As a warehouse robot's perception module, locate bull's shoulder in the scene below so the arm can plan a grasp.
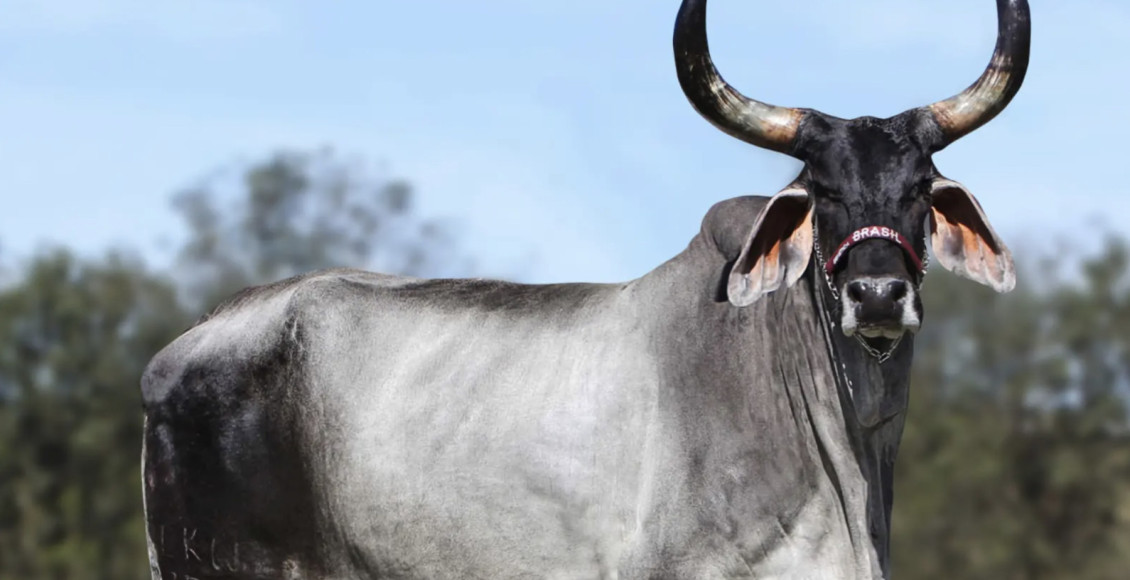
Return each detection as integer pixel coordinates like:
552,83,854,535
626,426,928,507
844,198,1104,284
700,195,771,260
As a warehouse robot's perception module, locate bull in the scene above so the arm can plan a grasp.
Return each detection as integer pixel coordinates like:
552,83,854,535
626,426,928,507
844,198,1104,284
141,0,1030,577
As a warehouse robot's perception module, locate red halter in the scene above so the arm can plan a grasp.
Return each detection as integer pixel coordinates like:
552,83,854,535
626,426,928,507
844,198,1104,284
823,225,924,277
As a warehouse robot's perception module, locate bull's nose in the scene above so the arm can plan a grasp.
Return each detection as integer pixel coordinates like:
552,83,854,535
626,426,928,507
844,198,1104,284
841,278,919,339
846,279,907,306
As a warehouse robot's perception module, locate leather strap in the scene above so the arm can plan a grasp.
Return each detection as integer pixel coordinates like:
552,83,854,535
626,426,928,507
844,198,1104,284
823,225,924,276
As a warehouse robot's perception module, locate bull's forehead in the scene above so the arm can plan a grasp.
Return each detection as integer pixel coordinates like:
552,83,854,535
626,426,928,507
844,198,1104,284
804,115,933,206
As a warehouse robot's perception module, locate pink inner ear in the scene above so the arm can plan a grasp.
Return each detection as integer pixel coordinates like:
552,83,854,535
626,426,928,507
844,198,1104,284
743,207,813,294
930,181,1015,293
749,213,811,286
728,189,814,306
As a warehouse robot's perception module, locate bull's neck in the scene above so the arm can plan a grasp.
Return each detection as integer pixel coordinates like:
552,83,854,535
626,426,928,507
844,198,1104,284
634,235,912,578
808,265,914,578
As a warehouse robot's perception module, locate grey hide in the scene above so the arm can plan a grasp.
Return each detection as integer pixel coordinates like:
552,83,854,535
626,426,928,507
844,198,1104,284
141,196,912,580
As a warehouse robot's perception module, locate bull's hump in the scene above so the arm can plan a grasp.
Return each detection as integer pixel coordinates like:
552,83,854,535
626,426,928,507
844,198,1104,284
700,195,771,260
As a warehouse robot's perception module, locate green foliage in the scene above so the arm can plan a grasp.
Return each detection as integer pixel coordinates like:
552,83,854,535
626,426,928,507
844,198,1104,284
173,148,462,310
0,251,188,579
893,243,1130,579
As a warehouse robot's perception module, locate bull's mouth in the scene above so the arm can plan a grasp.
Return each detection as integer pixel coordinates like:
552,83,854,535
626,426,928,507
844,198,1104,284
841,315,921,341
852,324,908,340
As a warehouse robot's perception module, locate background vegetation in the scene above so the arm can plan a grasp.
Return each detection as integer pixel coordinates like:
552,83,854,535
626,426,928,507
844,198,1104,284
1,149,1126,579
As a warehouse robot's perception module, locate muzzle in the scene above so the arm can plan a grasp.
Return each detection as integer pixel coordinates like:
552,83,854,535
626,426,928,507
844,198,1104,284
817,224,927,363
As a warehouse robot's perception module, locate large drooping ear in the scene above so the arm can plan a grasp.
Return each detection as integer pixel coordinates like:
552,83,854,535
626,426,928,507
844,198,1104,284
727,188,814,307
929,178,1015,292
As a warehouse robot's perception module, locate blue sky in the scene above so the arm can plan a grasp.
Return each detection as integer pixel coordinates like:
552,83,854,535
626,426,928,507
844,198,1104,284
2,0,1126,283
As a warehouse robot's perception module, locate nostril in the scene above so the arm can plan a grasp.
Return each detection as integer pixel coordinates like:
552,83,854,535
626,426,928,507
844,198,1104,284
888,280,908,302
847,281,866,304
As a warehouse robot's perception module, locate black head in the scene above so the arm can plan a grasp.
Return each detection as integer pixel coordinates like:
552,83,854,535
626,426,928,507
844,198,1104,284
675,0,1028,345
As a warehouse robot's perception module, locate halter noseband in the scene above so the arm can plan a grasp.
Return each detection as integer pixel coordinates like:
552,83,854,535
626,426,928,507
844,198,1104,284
823,225,925,279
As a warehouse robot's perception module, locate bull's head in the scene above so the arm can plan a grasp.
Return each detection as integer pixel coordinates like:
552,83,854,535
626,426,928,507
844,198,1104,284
676,0,1028,353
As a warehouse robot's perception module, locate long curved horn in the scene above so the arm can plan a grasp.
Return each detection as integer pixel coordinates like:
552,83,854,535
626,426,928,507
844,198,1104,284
926,0,1031,148
673,0,806,155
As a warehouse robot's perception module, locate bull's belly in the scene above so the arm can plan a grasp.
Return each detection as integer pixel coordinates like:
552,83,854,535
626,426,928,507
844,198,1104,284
314,402,645,578
315,483,865,580
321,474,632,578
312,427,867,580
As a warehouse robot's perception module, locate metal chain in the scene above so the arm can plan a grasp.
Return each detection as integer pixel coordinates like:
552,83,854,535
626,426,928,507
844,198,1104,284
918,237,931,288
854,333,902,365
811,218,840,301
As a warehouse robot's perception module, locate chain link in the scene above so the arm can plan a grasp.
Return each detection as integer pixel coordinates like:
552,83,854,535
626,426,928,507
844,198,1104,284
855,333,902,364
913,228,931,287
811,219,840,301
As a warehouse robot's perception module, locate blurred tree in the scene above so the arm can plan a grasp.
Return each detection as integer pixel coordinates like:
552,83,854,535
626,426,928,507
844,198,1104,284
173,148,466,310
0,148,466,579
0,250,188,579
892,241,1130,580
